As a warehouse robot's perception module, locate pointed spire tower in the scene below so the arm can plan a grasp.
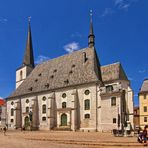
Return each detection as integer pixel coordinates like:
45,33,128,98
88,10,95,48
16,17,35,89
23,17,35,68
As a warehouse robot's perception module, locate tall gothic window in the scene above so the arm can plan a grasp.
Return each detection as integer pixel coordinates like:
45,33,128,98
26,107,29,113
84,99,90,110
111,97,116,106
11,108,14,116
42,104,46,114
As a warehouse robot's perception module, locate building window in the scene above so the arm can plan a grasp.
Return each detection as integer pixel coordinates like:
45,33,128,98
62,102,66,108
10,119,14,123
106,85,113,92
42,117,46,121
11,101,14,105
62,93,66,98
20,70,23,80
42,105,46,114
84,114,90,119
113,118,116,123
144,117,147,122
11,108,14,116
42,96,46,101
144,95,147,99
26,107,29,113
84,90,90,95
84,99,90,110
111,97,116,106
0,106,2,113
144,106,147,112
26,99,29,103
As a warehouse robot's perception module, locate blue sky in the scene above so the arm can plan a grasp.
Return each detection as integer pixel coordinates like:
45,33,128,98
0,0,147,106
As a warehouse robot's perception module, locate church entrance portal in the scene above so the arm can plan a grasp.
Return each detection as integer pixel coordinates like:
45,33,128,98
61,113,67,126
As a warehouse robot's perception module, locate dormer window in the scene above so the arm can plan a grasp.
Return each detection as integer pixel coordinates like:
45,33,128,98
45,83,49,88
64,79,69,84
38,73,42,76
35,79,38,82
53,69,57,73
83,52,88,63
106,85,113,92
69,70,73,74
72,64,75,68
28,87,33,91
50,75,54,79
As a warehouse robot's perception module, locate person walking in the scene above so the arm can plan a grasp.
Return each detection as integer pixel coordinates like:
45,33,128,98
3,126,7,136
142,125,148,146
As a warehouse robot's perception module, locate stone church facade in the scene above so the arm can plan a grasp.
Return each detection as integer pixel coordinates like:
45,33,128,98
6,18,134,132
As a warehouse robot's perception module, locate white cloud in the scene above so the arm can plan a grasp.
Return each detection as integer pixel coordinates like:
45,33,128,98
139,69,148,74
101,8,114,17
35,55,50,64
0,17,8,23
114,0,138,11
63,42,80,53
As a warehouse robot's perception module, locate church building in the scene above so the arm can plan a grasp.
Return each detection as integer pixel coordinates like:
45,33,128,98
6,17,134,132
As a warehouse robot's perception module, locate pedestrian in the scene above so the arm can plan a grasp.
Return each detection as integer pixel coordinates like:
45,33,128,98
3,126,7,136
142,125,148,146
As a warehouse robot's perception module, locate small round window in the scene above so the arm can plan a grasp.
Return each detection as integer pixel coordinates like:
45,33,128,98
62,93,66,98
84,90,90,95
26,99,29,103
42,96,46,101
11,101,14,105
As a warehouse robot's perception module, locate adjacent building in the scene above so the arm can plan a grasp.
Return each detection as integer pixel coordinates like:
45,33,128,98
0,99,6,127
6,18,134,132
133,106,140,130
139,79,148,130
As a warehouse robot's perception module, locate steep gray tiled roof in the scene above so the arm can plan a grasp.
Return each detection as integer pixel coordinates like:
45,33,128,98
8,47,101,98
101,62,128,82
140,79,148,93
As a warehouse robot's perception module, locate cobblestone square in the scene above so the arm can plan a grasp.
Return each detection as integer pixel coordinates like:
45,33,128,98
0,131,143,148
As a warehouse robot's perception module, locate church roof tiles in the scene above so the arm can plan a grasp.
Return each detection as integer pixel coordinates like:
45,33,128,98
8,47,101,98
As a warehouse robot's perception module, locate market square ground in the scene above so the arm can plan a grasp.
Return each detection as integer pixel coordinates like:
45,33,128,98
0,131,144,148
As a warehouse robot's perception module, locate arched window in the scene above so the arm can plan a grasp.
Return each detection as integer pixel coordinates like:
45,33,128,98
26,107,29,113
20,70,23,80
85,114,90,119
11,108,14,116
42,104,46,114
84,99,90,110
62,102,66,108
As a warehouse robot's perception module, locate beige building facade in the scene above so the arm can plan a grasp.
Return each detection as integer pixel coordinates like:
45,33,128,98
139,79,148,130
6,19,134,132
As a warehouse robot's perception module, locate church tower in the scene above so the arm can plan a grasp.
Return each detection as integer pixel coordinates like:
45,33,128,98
16,18,35,89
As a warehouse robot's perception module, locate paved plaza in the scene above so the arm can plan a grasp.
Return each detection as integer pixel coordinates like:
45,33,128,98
0,130,144,148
